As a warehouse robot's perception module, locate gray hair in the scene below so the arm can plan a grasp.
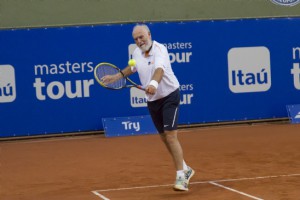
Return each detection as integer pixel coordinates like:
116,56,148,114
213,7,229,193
132,24,151,35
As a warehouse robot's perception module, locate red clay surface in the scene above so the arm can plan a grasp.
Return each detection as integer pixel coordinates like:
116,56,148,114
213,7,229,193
1,123,300,200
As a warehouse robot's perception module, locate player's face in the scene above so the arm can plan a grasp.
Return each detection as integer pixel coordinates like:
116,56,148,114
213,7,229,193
133,27,152,52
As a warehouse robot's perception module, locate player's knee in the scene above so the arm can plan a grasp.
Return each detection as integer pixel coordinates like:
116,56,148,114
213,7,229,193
164,130,178,142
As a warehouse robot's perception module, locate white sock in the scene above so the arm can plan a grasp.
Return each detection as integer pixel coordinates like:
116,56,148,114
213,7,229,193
183,160,188,171
176,170,185,178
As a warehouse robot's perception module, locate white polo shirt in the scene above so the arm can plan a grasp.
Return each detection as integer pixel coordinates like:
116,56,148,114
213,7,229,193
132,40,180,102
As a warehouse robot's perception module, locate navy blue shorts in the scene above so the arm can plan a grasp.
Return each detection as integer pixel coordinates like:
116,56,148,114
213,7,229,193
147,89,180,133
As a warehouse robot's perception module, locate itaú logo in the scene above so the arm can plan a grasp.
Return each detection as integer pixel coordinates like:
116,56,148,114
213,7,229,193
0,65,17,103
228,47,271,93
130,87,147,108
270,0,300,6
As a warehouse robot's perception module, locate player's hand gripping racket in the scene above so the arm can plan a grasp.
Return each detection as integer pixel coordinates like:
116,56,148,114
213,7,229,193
94,62,144,90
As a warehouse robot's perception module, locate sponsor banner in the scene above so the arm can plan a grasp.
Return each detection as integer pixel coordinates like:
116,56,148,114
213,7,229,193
228,46,271,93
102,115,158,137
1,18,300,137
286,104,300,123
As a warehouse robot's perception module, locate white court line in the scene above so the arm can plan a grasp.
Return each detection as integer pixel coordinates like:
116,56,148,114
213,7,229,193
92,191,110,200
191,173,300,184
91,173,300,200
209,181,263,200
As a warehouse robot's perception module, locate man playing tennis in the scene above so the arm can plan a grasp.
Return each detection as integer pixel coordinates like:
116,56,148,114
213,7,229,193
102,24,195,191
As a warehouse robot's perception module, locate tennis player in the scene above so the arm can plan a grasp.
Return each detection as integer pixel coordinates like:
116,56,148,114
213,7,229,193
102,24,195,191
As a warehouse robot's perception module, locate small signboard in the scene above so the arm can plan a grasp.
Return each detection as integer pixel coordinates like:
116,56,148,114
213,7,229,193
286,104,300,124
102,115,158,137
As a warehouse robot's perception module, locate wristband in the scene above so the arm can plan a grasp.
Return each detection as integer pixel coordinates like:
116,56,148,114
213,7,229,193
149,80,159,89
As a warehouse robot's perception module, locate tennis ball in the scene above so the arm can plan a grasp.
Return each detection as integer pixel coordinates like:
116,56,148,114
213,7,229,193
128,59,136,66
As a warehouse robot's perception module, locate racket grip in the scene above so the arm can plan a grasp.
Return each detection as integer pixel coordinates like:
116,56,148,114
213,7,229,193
137,85,145,91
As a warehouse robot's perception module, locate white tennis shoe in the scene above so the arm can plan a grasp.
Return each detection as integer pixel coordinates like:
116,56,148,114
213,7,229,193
173,166,195,191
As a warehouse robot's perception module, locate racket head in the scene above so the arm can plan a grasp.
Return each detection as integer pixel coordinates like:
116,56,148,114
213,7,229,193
94,62,126,90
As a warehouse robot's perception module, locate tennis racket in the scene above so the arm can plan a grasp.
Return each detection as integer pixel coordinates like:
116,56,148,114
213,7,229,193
94,62,144,90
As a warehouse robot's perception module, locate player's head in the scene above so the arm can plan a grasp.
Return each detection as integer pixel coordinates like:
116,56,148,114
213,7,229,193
132,24,152,52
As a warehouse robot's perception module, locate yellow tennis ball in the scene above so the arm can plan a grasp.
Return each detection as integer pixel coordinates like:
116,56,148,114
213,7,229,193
128,59,136,66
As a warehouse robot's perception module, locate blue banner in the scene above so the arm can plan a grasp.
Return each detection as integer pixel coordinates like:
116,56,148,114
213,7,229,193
102,115,158,137
1,18,300,137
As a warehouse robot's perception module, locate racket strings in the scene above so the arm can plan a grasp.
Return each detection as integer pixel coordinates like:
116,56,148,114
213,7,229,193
96,65,126,89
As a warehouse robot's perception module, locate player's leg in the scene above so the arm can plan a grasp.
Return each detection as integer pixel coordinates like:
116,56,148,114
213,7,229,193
161,89,183,170
162,89,195,191
147,89,195,191
159,132,191,176
147,94,184,170
160,130,183,170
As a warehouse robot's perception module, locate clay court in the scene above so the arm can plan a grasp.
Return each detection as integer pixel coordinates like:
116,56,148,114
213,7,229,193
1,122,300,200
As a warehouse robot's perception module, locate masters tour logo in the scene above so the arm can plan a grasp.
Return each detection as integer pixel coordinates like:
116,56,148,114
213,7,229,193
228,46,271,93
0,65,17,103
270,0,300,6
128,42,193,64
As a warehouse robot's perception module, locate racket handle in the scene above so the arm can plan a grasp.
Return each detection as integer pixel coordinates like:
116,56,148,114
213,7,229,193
137,85,145,91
